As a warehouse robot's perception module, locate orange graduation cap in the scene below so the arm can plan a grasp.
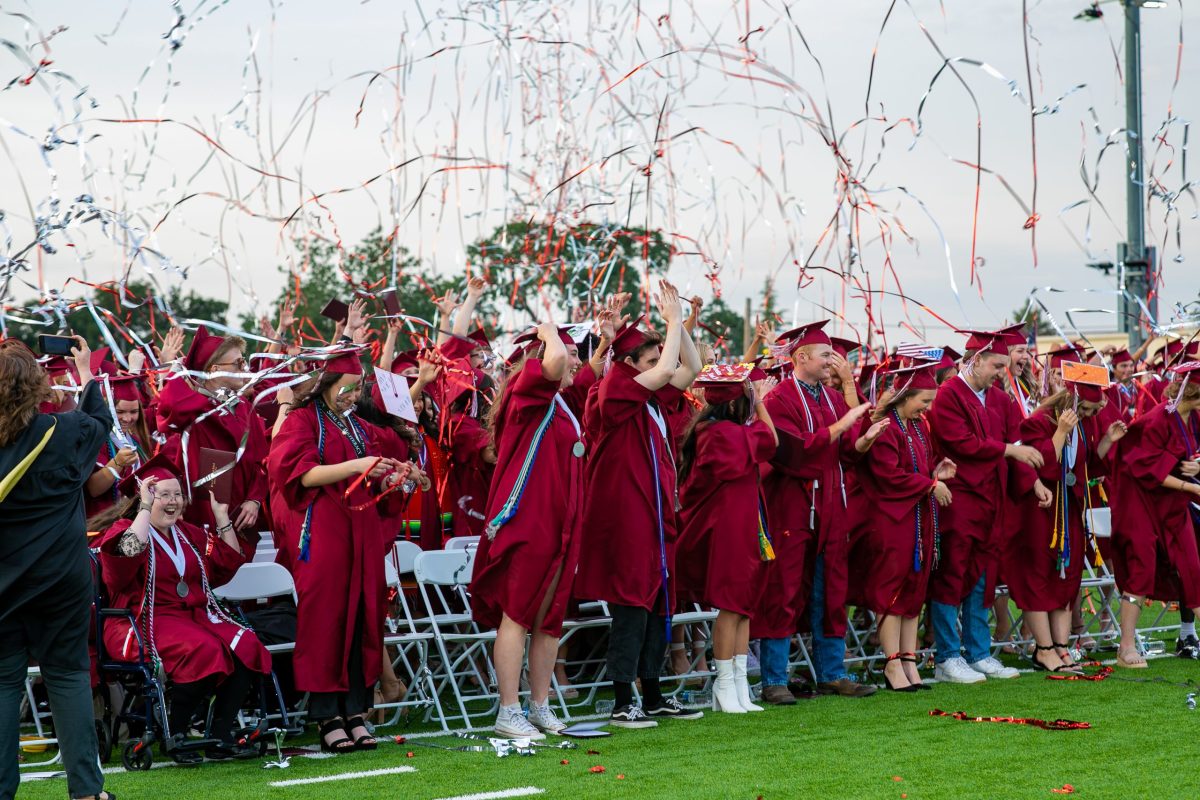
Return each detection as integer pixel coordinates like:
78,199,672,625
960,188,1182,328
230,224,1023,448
117,452,183,498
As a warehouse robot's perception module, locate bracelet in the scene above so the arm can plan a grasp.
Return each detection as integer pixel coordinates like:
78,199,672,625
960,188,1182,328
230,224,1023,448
138,504,152,514
216,523,234,534
105,465,122,481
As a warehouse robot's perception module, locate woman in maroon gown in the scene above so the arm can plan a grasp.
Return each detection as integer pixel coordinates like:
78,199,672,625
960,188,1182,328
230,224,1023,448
267,349,410,752
157,327,269,553
676,365,777,713
470,322,593,740
1111,362,1200,668
1007,381,1126,673
93,455,270,763
855,364,955,691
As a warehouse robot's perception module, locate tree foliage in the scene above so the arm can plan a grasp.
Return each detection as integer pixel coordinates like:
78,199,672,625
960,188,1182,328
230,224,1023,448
1011,299,1056,336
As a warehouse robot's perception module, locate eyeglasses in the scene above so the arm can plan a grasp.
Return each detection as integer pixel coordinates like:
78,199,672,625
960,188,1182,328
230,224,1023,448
211,358,247,370
153,492,185,502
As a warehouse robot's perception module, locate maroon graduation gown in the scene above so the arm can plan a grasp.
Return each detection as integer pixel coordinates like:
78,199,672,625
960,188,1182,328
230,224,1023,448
927,376,1020,608
97,519,270,682
752,378,856,639
1111,404,1200,608
267,404,403,693
574,363,683,613
469,360,589,636
853,415,939,618
1005,411,1096,612
1105,382,1137,421
676,419,776,617
446,412,494,539
157,378,269,547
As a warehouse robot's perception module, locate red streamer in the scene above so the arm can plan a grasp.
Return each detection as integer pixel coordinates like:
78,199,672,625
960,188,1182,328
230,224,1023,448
928,709,1091,730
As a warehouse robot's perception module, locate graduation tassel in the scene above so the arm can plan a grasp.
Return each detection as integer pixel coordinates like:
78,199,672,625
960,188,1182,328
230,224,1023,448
757,495,775,562
485,400,557,539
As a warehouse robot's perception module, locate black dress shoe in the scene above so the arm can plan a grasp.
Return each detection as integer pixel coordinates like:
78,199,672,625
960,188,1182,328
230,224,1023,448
206,741,259,761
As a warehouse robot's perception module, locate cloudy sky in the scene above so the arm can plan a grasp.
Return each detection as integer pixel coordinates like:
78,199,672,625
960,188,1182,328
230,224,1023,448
1,0,1197,345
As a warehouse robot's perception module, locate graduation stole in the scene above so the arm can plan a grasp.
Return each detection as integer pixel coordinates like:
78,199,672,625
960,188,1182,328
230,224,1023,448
297,402,369,562
485,399,558,540
0,419,56,503
891,410,939,571
647,406,673,641
1051,417,1102,573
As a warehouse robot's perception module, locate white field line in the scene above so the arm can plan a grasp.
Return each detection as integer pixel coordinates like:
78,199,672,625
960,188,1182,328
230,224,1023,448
269,765,417,787
429,788,545,800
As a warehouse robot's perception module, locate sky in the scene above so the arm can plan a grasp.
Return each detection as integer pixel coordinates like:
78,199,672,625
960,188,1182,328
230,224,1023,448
0,0,1197,347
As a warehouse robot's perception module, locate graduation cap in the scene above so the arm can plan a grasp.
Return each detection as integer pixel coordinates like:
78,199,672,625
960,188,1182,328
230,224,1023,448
467,328,491,351
888,362,939,392
829,336,862,358
391,349,421,375
504,343,536,369
1109,348,1133,365
610,322,654,357
322,348,364,376
183,326,226,371
107,374,146,404
117,452,183,498
1167,361,1200,412
694,363,754,403
41,354,73,377
776,320,832,354
957,329,1010,358
996,323,1029,349
90,347,116,375
937,345,962,370
513,325,577,347
1044,343,1084,370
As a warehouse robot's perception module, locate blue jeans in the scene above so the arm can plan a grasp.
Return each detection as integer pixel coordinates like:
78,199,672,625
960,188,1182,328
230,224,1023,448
807,554,848,682
760,637,791,687
931,574,992,664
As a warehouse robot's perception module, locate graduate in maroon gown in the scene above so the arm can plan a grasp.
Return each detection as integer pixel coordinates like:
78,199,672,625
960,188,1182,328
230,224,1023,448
926,330,1049,684
855,364,956,691
469,322,596,739
85,374,152,519
675,364,777,714
94,455,270,763
1104,348,1138,420
267,348,411,752
1111,361,1200,668
1007,380,1126,673
157,327,269,553
574,281,703,727
752,320,883,704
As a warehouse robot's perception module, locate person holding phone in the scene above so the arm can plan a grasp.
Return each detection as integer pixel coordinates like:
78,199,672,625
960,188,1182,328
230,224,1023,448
268,349,411,753
91,455,270,763
0,336,112,800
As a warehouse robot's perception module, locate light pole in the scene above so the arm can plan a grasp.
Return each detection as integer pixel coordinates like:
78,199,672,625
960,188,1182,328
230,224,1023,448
1078,0,1164,348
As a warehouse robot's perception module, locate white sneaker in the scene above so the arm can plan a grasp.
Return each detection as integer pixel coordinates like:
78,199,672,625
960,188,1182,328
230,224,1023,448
526,701,566,734
969,656,1020,679
494,704,546,740
934,657,986,684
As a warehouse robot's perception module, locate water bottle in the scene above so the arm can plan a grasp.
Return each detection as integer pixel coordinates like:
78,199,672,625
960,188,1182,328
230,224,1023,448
594,698,614,715
1188,693,1197,711
679,689,711,706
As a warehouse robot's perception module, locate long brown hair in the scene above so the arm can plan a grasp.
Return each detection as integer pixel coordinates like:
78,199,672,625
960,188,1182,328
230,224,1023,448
1167,380,1200,403
0,340,52,447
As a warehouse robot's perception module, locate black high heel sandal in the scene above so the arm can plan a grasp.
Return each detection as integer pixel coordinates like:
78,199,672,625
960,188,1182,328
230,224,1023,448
1031,644,1082,674
318,718,356,754
899,653,932,690
1053,642,1085,674
883,653,919,692
345,716,377,751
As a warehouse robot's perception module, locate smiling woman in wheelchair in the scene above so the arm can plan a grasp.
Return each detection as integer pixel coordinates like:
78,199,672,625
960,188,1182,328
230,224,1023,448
90,454,271,764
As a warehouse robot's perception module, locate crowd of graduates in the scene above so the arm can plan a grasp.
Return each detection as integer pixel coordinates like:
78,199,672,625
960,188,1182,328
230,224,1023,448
5,278,1200,799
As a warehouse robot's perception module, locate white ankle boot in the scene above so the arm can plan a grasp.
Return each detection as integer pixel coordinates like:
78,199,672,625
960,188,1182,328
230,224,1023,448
711,659,746,713
734,654,764,711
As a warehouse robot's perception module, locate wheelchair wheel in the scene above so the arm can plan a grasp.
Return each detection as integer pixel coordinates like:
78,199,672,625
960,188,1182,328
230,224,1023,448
95,719,113,764
121,739,153,771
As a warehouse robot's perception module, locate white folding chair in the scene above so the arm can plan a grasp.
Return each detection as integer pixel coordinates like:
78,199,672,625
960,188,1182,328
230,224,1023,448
377,541,444,728
444,535,480,551
413,549,497,730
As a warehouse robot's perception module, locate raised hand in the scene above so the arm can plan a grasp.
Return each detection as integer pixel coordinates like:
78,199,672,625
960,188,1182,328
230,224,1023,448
278,300,296,332
597,308,618,341
70,335,92,379
466,277,487,300
159,327,185,363
346,298,368,333
126,348,146,373
433,292,460,318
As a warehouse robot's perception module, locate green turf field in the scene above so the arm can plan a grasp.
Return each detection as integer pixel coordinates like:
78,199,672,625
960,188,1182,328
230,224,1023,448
17,652,1200,800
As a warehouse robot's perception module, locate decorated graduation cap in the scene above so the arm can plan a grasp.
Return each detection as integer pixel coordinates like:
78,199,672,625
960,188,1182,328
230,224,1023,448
888,362,939,392
183,325,226,371
1166,360,1200,412
1060,361,1108,403
610,322,654,357
694,363,754,403
513,325,577,347
117,452,183,498
958,329,1010,357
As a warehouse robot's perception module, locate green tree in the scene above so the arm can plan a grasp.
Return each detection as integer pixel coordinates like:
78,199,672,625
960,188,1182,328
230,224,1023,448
243,229,476,344
465,219,671,322
697,296,746,353
5,281,227,357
